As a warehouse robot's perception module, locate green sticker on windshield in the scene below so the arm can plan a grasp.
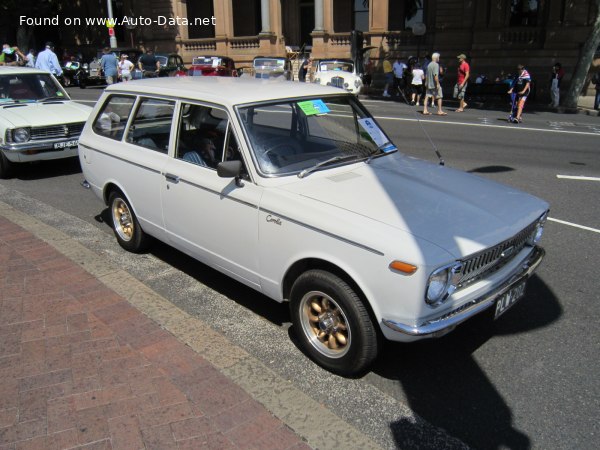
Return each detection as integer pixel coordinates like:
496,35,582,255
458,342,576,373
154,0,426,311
56,91,64,96
297,100,330,116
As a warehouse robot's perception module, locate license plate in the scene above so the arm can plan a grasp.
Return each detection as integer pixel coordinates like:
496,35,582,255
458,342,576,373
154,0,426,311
53,140,78,150
494,281,526,319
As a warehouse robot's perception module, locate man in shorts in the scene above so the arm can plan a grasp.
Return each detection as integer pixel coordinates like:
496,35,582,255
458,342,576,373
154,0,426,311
423,53,446,115
454,53,470,112
507,64,531,123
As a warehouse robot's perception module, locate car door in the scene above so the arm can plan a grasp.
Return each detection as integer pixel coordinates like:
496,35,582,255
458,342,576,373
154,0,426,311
160,102,262,288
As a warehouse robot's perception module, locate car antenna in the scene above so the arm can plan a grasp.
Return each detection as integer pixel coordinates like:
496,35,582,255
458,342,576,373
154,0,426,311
395,78,445,166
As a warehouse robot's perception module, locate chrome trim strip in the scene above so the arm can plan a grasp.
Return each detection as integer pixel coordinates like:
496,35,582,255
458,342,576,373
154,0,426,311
260,208,384,256
177,177,259,210
383,246,545,336
90,147,163,174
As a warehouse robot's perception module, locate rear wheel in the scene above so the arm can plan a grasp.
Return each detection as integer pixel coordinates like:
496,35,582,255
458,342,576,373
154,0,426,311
108,190,150,253
0,152,14,179
290,269,378,376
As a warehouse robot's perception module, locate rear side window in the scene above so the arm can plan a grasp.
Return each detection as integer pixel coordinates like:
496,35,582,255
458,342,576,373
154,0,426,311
126,98,175,153
92,95,135,140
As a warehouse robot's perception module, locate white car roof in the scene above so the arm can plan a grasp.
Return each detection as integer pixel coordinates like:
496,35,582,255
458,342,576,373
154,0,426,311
0,67,51,76
105,77,347,107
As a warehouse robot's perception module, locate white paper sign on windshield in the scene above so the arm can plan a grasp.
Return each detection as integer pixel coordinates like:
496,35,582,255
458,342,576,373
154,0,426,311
358,118,388,147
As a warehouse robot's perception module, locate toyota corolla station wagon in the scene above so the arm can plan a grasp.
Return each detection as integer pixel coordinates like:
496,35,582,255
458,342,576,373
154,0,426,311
78,77,548,376
0,67,93,178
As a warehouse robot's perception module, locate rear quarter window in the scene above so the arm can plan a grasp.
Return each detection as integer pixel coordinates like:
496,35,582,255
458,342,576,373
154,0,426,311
92,95,136,140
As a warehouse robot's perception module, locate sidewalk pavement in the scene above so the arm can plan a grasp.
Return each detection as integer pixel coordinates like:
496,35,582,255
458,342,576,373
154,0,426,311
0,215,315,450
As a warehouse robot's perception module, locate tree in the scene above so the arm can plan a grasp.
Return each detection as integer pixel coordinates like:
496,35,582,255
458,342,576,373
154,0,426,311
563,0,600,109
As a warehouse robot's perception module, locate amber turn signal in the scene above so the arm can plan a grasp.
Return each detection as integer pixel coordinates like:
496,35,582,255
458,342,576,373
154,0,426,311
389,260,418,275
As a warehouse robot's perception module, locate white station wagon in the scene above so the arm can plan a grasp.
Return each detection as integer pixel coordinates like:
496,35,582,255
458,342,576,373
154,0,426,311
79,77,548,376
0,67,93,178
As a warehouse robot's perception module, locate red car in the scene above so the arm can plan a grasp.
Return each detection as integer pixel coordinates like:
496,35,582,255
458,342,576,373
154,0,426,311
189,56,238,77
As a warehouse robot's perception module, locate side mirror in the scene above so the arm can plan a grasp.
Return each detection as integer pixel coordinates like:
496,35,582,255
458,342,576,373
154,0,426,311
217,160,244,187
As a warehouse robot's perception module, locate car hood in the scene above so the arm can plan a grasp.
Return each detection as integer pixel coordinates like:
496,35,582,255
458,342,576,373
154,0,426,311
278,153,548,258
0,101,92,128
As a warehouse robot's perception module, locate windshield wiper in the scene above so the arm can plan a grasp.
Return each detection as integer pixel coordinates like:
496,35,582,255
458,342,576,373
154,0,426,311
298,154,361,178
38,96,65,102
365,143,397,164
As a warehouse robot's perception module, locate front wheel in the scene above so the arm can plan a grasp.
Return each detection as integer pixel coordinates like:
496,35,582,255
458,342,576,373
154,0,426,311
108,190,150,253
290,269,378,376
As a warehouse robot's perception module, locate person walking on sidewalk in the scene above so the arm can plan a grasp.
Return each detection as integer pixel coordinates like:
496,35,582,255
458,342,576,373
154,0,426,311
592,71,600,110
423,53,446,115
550,62,564,107
507,64,531,123
392,57,408,97
454,53,470,112
410,61,425,106
382,56,394,98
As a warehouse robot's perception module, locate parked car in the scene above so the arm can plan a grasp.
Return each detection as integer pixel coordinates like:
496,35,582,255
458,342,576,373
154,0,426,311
313,59,363,94
132,53,187,79
189,56,238,77
78,77,548,376
0,67,93,178
79,47,142,88
252,56,292,80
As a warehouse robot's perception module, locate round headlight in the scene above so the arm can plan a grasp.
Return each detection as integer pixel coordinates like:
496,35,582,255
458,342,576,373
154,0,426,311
344,82,349,88
354,79,361,88
527,212,548,245
426,268,450,305
13,128,30,143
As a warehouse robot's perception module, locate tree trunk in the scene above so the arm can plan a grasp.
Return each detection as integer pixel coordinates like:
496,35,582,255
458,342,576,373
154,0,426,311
563,0,600,109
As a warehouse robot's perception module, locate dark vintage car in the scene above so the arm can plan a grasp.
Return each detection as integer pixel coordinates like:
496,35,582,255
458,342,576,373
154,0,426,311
132,53,187,79
189,56,238,77
78,47,142,88
251,56,292,80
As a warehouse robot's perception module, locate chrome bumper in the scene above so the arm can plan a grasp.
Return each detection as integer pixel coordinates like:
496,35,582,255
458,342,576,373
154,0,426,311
1,137,79,152
382,246,545,337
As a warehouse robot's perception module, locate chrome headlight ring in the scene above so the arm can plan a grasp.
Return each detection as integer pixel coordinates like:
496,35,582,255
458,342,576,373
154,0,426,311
425,262,463,306
528,211,548,246
12,128,31,143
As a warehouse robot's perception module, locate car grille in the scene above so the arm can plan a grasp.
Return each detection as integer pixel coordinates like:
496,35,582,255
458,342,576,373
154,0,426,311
30,122,85,141
457,221,537,287
330,76,345,89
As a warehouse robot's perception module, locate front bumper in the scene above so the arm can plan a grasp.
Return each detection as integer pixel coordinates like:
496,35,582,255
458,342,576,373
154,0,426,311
382,246,545,338
1,137,80,162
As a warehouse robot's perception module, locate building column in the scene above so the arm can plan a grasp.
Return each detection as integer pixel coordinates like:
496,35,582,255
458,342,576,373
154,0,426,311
213,0,233,54
311,0,327,58
260,0,271,34
314,0,324,31
369,0,389,55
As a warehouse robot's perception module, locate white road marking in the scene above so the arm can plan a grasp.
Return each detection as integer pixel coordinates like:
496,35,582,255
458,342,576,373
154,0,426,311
548,218,600,234
373,115,600,137
556,175,600,182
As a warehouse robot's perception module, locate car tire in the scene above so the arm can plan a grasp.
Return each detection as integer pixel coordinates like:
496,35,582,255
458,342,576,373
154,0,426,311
0,152,13,179
108,190,150,253
290,269,378,376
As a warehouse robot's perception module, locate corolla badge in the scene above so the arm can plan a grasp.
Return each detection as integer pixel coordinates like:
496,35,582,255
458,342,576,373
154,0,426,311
266,214,282,226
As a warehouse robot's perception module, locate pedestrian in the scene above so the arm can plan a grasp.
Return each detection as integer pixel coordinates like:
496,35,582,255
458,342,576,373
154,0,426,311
410,61,425,106
138,49,160,78
0,44,25,66
423,53,446,115
118,54,134,82
298,56,311,82
549,62,564,107
100,47,118,85
34,42,63,77
592,71,600,111
454,53,470,112
25,49,36,68
507,64,532,123
382,55,394,98
392,57,408,97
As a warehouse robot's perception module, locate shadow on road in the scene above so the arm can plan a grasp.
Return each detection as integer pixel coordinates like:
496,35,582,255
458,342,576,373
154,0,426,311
10,156,82,180
372,276,561,450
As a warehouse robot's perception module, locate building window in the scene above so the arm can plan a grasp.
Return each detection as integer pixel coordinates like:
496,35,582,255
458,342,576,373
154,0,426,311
333,0,369,32
187,1,215,39
510,0,540,27
388,0,425,31
233,0,261,36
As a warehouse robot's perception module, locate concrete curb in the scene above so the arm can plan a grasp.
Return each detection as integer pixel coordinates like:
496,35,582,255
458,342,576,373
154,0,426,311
0,200,383,450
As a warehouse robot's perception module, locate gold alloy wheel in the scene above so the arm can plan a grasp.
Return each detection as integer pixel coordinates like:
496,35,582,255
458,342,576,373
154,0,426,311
112,198,134,242
299,291,351,358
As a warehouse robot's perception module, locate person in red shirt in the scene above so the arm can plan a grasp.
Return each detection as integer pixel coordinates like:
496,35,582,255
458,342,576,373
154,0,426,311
454,54,470,112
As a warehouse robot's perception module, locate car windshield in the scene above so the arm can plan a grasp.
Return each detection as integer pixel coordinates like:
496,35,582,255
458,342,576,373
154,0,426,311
238,95,396,177
253,58,285,69
0,73,68,103
319,61,354,72
192,56,223,66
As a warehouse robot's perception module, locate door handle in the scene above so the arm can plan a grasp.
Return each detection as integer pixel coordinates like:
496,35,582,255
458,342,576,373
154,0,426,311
164,173,180,183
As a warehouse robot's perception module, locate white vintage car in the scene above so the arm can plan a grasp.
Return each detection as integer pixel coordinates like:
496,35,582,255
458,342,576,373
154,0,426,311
313,59,363,94
79,77,548,376
0,67,93,178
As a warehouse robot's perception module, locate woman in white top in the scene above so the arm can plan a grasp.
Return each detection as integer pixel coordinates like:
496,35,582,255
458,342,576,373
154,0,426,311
118,54,134,82
410,63,425,106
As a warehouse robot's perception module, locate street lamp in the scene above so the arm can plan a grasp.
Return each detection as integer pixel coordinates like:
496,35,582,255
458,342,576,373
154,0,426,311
106,0,117,48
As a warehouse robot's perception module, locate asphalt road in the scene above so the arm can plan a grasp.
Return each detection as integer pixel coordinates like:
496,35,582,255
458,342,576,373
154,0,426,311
1,86,598,450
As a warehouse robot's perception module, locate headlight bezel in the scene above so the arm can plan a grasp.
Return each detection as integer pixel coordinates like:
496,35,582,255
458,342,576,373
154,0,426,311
527,211,548,246
425,262,463,306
